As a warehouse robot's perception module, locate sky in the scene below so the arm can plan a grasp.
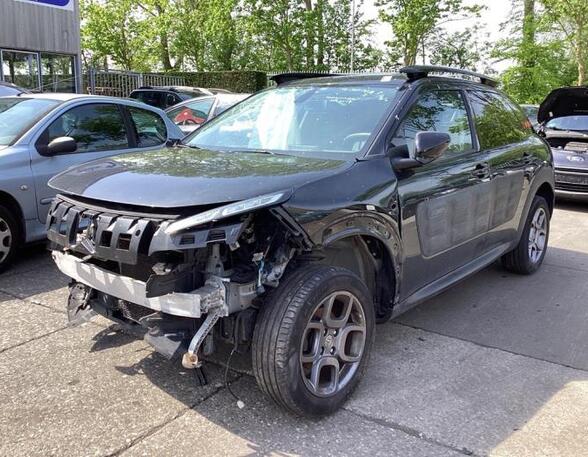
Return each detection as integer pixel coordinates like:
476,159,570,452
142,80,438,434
361,0,515,70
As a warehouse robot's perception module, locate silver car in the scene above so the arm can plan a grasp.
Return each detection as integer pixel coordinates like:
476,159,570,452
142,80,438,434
0,93,183,271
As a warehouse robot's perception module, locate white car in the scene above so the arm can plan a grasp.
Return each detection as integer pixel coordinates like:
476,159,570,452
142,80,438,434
165,93,250,135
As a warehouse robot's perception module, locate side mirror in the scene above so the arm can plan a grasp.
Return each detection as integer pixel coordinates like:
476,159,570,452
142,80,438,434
390,131,450,171
46,136,77,155
414,131,450,163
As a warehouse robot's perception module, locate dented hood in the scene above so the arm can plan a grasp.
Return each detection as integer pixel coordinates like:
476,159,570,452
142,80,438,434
48,147,351,208
538,86,588,124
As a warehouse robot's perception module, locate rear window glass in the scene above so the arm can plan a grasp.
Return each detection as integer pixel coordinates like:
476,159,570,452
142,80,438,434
468,91,530,150
131,91,163,108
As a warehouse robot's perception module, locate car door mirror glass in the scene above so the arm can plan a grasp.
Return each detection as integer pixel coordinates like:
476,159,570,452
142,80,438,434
414,131,450,164
46,136,77,155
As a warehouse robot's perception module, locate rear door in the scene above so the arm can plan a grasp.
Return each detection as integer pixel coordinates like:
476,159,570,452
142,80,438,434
31,102,135,223
393,88,492,299
466,90,534,250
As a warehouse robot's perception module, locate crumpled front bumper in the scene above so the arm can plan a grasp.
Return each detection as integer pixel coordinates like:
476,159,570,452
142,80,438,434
52,251,225,318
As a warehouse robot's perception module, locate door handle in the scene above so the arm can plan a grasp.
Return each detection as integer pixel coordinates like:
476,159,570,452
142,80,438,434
472,162,490,179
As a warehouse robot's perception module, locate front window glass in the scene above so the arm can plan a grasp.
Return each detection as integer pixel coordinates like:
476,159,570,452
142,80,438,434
44,103,128,153
391,90,473,155
546,115,588,132
0,98,60,145
168,98,214,126
128,106,167,147
186,85,399,155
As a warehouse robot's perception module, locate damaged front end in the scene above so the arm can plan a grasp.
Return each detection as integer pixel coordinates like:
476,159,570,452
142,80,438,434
47,191,310,369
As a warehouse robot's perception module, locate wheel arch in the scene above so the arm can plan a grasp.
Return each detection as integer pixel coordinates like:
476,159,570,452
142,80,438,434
0,191,25,243
317,230,400,318
535,181,555,216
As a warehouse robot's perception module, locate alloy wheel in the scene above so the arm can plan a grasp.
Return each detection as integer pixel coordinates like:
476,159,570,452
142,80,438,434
300,291,367,397
0,217,12,264
528,207,547,263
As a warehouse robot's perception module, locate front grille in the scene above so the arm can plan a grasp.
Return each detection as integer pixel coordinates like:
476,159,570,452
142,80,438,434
47,197,169,264
554,170,588,191
555,182,588,193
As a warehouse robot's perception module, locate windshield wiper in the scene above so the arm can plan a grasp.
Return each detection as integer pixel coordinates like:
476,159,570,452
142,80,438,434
176,143,201,149
232,149,285,156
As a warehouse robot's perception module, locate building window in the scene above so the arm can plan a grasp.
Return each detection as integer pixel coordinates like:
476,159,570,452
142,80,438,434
40,53,76,93
1,50,40,90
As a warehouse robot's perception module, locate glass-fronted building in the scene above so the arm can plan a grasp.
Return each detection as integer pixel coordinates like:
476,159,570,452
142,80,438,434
0,0,81,93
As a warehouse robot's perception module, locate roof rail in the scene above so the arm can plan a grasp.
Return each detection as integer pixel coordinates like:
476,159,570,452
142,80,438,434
400,65,498,88
270,72,336,85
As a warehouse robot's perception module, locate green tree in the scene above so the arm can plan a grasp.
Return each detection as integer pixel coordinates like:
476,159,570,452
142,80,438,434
492,1,577,103
541,0,588,85
427,28,484,70
80,0,156,71
376,0,483,66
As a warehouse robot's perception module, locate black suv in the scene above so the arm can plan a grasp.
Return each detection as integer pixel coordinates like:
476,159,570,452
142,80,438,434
129,86,231,109
47,66,554,417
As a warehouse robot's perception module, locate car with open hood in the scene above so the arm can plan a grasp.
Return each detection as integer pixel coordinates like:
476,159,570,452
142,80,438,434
47,67,554,417
537,86,588,200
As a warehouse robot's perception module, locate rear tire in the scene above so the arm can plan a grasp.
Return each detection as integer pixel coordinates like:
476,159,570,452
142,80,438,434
252,265,375,417
0,205,19,273
501,195,550,275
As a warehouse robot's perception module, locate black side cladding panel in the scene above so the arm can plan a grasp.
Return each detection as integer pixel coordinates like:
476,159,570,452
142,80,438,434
416,172,523,257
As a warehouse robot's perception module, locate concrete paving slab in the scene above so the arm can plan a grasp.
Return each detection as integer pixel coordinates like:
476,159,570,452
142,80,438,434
0,323,234,457
0,294,67,352
397,261,588,371
5,244,55,278
346,323,588,457
398,206,588,370
543,204,588,272
491,380,588,457
123,376,462,457
0,259,69,311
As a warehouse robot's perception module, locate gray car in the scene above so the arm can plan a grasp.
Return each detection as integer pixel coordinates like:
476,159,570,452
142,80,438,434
0,93,183,271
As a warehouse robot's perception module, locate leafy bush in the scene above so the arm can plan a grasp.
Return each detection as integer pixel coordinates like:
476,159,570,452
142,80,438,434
169,71,267,93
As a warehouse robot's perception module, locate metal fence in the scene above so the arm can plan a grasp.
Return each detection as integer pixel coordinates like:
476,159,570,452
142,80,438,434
81,68,381,97
83,69,187,97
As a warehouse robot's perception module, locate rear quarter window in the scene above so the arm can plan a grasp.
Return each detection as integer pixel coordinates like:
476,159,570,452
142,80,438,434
468,91,531,150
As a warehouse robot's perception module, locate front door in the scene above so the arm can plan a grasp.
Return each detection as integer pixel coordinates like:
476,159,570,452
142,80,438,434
30,102,134,223
392,88,491,300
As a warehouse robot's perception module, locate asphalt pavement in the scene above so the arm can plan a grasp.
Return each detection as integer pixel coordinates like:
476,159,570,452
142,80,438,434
1,202,587,457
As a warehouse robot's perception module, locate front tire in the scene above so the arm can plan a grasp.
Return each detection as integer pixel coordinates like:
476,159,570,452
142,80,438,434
0,205,19,273
252,265,375,417
501,195,550,275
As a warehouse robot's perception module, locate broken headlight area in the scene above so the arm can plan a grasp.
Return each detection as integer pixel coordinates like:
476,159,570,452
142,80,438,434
48,195,308,369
